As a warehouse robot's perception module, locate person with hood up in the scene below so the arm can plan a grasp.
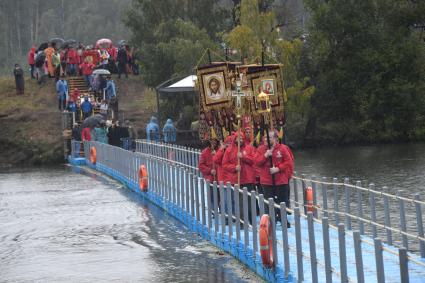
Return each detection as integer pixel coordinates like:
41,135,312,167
28,46,36,79
13,64,24,95
81,127,91,141
67,99,77,114
146,116,159,142
213,135,233,184
56,76,68,110
255,130,294,226
222,131,256,223
162,118,177,143
104,76,116,101
81,96,93,120
94,121,108,144
199,139,219,183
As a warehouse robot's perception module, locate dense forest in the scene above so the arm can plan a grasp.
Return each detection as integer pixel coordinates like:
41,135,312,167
1,0,424,146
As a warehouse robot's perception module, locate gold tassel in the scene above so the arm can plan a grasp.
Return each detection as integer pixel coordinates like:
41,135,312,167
211,127,217,140
255,131,261,144
222,127,229,139
278,127,284,140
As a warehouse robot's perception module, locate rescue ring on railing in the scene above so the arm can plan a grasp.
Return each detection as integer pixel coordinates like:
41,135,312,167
89,147,97,164
138,165,148,192
259,214,274,268
306,186,314,212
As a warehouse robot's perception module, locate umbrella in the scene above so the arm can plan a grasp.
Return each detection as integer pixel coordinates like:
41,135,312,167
37,42,48,51
49,37,64,45
118,40,127,46
92,69,111,75
62,39,77,48
82,114,104,128
96,38,112,48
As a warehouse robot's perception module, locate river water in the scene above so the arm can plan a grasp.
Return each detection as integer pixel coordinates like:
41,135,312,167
0,167,259,282
294,142,425,194
1,143,424,282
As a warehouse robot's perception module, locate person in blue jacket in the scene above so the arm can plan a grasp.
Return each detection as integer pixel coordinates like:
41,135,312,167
104,76,116,101
56,76,68,111
81,96,93,120
146,116,160,141
162,118,176,143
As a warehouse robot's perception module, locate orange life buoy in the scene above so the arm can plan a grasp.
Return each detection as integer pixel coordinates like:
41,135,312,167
89,147,97,164
306,186,314,212
259,214,274,268
138,165,148,192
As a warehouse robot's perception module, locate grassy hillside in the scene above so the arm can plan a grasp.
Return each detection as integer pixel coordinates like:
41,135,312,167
0,75,155,167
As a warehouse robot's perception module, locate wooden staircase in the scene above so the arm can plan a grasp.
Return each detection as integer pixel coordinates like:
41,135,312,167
68,76,90,97
68,76,101,123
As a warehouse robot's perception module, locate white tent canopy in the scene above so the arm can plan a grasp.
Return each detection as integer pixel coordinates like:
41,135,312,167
159,75,197,94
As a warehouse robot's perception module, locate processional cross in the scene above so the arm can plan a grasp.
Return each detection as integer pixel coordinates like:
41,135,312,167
231,76,249,186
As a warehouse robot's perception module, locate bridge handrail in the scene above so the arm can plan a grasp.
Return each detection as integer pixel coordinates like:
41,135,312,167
76,140,425,282
135,139,424,207
293,175,425,206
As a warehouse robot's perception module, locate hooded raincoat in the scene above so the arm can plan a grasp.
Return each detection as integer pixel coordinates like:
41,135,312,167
162,119,176,143
146,116,160,142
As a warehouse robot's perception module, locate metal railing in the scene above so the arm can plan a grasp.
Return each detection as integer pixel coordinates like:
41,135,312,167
74,140,425,283
135,139,201,174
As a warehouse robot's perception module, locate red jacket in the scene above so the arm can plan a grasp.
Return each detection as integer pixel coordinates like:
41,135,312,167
67,49,79,64
71,89,80,102
28,47,36,65
108,47,117,61
199,147,215,182
255,143,293,186
81,127,91,141
213,147,226,184
222,141,256,185
80,62,94,75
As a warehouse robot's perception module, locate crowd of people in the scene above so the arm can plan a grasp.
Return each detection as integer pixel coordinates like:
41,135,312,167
72,120,136,155
198,129,294,227
27,41,138,85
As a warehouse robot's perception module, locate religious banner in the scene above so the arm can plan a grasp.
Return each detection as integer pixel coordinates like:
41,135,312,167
197,62,286,142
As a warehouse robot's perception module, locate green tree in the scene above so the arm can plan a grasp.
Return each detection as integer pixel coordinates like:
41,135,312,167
304,0,425,143
125,0,229,87
225,0,314,143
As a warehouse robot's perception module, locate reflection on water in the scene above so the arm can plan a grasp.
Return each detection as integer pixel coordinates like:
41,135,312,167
0,167,259,282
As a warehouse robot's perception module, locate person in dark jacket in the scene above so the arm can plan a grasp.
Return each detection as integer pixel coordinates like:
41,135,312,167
13,64,24,95
107,121,120,146
117,46,128,79
71,123,82,157
81,96,93,119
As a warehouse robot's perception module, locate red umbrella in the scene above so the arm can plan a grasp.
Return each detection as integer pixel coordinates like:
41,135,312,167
95,38,112,48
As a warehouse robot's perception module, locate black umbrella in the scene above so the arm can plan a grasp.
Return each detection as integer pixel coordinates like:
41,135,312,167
61,39,77,48
37,42,48,51
82,114,104,128
49,37,65,46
